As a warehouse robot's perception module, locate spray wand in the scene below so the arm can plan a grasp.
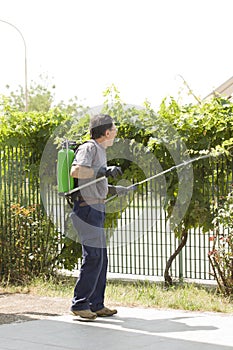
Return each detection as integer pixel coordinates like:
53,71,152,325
106,152,221,202
63,151,222,202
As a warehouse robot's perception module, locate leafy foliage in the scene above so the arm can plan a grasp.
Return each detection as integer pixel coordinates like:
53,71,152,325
105,87,233,233
0,83,86,282
0,203,61,283
3,74,85,115
209,190,233,295
100,86,233,284
0,108,67,150
0,82,233,284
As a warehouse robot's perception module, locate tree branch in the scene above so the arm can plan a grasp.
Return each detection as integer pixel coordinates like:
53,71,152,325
164,228,188,286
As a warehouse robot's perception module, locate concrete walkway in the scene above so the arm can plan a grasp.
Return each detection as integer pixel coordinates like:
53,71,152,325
0,307,232,350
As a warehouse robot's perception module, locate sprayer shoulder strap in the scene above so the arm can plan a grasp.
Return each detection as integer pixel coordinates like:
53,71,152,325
73,140,98,189
75,139,98,162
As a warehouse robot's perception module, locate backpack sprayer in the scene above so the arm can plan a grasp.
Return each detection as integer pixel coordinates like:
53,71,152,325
57,140,78,194
57,140,106,205
57,139,221,204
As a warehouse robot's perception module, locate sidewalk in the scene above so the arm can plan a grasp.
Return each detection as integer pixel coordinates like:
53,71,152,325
0,306,232,350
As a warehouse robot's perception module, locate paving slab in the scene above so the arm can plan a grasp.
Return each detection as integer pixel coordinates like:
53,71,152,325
0,307,232,350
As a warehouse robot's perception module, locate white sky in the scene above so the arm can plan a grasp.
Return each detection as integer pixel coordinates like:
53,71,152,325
1,0,233,109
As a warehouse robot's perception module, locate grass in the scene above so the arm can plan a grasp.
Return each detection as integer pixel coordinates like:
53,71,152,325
1,275,233,314
105,280,233,314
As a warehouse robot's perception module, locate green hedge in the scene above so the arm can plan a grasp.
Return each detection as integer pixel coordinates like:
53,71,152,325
1,89,233,284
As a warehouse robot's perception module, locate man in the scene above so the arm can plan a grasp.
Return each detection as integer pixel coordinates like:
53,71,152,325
70,114,132,320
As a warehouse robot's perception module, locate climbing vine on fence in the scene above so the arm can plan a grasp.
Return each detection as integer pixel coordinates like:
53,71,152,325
0,86,233,286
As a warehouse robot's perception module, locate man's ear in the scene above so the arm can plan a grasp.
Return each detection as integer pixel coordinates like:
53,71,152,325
105,129,111,138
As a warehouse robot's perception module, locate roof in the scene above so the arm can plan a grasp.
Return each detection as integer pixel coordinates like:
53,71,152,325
204,76,233,99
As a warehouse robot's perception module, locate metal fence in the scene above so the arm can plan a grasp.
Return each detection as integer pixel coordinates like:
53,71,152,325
1,145,233,281
107,156,232,281
0,145,58,278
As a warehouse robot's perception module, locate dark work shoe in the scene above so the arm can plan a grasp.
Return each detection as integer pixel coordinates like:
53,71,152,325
71,309,97,320
95,307,117,317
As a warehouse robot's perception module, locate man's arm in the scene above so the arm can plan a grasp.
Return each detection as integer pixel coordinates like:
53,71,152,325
71,164,123,180
70,165,94,179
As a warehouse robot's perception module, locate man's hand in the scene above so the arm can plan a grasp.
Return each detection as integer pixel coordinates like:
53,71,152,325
108,185,137,196
106,166,122,178
115,185,137,196
96,166,122,179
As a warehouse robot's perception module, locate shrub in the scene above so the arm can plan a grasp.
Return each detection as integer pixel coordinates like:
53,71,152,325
209,190,233,295
0,203,62,283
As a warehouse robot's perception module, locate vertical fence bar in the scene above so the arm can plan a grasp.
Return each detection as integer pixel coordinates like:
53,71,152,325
0,148,4,275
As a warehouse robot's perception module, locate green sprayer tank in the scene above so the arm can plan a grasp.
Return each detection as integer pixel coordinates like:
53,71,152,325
57,141,77,193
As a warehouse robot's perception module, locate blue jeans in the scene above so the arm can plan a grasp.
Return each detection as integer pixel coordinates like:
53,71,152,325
70,201,107,312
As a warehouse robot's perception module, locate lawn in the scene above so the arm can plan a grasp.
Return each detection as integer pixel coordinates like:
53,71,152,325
1,276,233,314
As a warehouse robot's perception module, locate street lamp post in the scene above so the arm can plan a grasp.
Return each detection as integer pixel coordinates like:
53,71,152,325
0,19,28,111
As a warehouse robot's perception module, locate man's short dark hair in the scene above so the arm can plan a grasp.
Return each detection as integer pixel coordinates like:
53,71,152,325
90,114,114,139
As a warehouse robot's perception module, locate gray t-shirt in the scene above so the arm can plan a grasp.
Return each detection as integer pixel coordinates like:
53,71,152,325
72,140,108,199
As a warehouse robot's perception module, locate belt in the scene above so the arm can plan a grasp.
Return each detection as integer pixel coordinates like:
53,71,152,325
78,197,105,206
